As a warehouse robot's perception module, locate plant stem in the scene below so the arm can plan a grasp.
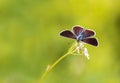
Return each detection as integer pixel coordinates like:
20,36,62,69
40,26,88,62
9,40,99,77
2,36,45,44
38,42,76,83
38,52,69,83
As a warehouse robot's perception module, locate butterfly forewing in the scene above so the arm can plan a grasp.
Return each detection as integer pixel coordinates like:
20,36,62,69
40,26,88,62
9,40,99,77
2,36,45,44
60,30,76,39
73,26,83,36
84,29,95,38
82,38,98,46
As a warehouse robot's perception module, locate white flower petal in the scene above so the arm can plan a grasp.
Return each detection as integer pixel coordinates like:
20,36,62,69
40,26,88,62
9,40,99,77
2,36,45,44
84,48,90,60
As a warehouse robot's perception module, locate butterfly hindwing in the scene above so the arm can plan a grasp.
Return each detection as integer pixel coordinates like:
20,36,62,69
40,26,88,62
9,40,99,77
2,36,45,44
82,38,98,46
60,30,76,39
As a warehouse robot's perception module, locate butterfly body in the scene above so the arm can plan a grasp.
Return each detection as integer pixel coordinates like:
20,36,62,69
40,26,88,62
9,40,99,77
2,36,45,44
60,26,98,46
76,29,86,42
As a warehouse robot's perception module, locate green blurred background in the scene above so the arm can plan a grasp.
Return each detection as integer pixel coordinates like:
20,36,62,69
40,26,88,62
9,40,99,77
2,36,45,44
0,0,120,83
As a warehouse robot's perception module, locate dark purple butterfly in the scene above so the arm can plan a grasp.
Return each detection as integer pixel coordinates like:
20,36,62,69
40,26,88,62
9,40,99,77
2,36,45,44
60,26,98,46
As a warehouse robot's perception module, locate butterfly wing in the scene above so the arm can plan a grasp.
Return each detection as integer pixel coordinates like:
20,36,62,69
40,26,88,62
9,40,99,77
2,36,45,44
84,29,95,38
82,38,98,46
60,30,76,39
73,26,83,36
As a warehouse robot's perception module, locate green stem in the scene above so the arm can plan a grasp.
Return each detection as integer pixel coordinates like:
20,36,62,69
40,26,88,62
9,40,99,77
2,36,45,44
38,42,76,83
38,52,69,83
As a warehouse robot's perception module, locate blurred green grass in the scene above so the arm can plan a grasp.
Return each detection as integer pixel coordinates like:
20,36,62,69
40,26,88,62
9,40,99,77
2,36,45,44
0,0,120,83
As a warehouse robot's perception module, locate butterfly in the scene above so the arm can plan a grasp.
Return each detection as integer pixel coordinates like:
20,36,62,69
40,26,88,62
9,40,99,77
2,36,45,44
60,26,98,46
